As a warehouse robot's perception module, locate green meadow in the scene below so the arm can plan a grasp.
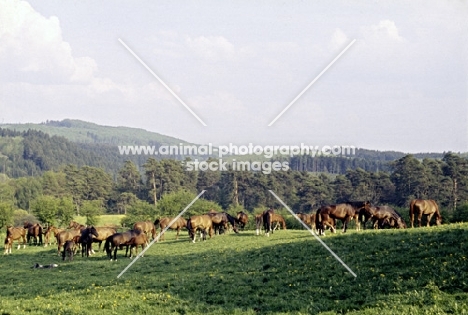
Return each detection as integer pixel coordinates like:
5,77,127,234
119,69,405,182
1,223,468,315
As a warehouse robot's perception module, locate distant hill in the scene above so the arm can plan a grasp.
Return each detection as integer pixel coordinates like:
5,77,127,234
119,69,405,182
2,119,189,145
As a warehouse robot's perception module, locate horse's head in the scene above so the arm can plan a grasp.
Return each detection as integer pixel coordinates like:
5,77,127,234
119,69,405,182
436,216,442,226
89,226,99,238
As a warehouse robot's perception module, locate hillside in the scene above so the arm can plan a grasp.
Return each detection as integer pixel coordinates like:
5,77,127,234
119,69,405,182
2,119,188,145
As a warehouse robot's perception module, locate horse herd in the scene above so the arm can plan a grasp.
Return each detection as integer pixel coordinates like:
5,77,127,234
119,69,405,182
3,199,442,260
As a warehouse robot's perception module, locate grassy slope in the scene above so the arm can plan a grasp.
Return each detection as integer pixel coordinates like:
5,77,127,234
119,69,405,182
1,224,467,315
2,119,188,145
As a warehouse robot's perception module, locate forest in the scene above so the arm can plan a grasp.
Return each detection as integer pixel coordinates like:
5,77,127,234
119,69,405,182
0,125,467,229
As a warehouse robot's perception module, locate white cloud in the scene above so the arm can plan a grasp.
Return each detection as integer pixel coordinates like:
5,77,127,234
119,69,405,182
0,0,96,84
185,35,236,62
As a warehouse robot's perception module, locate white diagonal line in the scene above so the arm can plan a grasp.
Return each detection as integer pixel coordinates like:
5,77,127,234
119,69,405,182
268,190,357,278
118,38,207,127
268,39,356,126
117,190,206,278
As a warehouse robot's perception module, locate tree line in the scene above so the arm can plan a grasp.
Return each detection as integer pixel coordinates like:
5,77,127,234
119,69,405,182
1,152,468,229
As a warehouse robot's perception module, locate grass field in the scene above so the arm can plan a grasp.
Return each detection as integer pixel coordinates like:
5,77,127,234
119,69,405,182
72,215,125,227
1,223,468,314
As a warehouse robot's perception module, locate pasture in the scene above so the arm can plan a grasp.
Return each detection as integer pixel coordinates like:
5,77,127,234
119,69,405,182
1,224,468,314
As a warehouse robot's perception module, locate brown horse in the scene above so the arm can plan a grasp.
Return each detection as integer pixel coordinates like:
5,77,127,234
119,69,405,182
236,211,249,230
187,214,214,243
409,199,442,228
24,222,43,246
316,201,371,234
56,228,85,255
315,208,337,235
255,213,264,235
68,221,86,229
154,217,187,241
127,232,148,258
297,212,316,231
62,240,76,261
271,213,287,230
263,209,275,237
208,212,239,235
104,230,145,261
133,221,156,243
4,235,12,255
361,205,406,229
5,226,27,251
90,227,117,252
43,226,65,247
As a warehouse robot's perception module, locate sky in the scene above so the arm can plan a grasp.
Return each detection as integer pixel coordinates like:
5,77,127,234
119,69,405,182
0,0,467,153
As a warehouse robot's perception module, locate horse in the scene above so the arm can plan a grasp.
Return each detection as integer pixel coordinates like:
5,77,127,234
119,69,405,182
56,227,85,255
271,213,287,231
126,232,148,258
90,227,117,252
208,212,239,235
5,226,27,251
24,222,43,246
297,212,316,231
43,226,62,247
315,208,337,236
3,235,12,255
316,201,371,234
236,211,249,230
187,214,214,243
255,214,264,235
79,226,99,257
154,217,187,241
409,199,442,228
262,209,275,237
62,240,76,261
361,206,406,229
68,221,86,229
104,230,144,261
133,221,156,243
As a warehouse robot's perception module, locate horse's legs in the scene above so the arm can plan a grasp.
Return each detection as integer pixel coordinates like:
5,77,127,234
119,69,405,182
342,218,350,233
176,228,180,240
426,213,434,227
113,246,118,261
410,210,415,228
417,212,423,227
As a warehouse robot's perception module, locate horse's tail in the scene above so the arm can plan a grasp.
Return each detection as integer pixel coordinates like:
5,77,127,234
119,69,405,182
317,209,323,223
104,236,111,255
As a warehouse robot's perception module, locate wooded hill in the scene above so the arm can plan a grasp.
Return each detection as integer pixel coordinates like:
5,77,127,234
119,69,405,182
0,119,448,178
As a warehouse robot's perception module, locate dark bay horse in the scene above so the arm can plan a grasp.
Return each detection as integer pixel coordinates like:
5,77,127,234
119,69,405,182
154,217,187,241
236,211,249,230
409,199,442,228
24,222,43,246
104,230,145,261
263,209,275,237
133,221,156,243
187,214,214,243
208,212,239,235
316,201,371,234
5,226,27,252
79,226,99,257
361,206,406,229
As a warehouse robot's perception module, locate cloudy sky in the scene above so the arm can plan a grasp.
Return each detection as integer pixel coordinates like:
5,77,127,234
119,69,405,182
0,0,467,153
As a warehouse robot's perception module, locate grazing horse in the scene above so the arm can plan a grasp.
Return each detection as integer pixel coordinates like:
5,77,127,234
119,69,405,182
361,206,406,229
104,230,144,261
24,222,43,246
5,226,27,251
271,213,287,231
187,214,214,243
126,232,148,258
208,212,239,235
236,211,249,230
154,217,187,241
79,226,99,257
297,212,316,231
56,228,85,255
62,240,76,261
316,201,371,234
133,221,156,243
409,199,442,228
